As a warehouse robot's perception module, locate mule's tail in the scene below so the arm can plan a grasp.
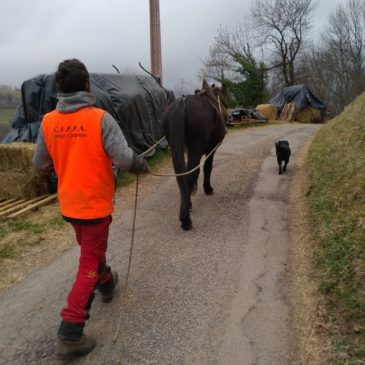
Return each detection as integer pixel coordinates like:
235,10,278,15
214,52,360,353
167,99,187,175
165,98,193,230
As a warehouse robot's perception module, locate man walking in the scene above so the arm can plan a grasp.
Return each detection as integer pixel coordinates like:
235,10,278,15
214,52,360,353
33,59,150,360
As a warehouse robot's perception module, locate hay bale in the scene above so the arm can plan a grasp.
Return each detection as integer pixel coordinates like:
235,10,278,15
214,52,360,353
0,143,50,199
0,142,36,171
295,107,323,123
255,104,278,120
280,103,296,122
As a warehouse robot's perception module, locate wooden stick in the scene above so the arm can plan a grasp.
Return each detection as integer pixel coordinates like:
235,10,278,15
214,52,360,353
0,195,49,216
0,199,27,213
0,199,17,208
7,193,58,218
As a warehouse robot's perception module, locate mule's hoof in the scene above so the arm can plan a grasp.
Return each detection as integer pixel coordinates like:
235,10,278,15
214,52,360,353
204,186,214,195
191,184,198,196
181,222,193,230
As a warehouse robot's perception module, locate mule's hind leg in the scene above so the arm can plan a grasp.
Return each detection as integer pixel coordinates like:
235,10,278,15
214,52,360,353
180,198,192,230
187,149,203,197
203,152,215,194
176,176,193,230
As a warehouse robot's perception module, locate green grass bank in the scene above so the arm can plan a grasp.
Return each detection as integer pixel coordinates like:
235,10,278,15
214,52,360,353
309,93,365,363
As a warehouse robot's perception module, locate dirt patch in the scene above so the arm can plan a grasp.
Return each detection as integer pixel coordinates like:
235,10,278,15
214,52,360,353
287,141,331,364
0,203,73,291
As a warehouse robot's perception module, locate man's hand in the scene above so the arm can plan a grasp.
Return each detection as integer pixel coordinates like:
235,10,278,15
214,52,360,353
129,153,150,174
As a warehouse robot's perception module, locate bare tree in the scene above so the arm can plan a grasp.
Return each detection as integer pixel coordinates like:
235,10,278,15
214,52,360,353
199,25,268,107
296,0,365,115
325,0,365,103
296,44,338,114
251,0,318,87
199,24,256,82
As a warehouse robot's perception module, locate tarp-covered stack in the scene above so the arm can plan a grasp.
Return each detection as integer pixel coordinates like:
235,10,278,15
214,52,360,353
269,84,326,123
0,73,174,200
0,143,49,199
1,73,174,154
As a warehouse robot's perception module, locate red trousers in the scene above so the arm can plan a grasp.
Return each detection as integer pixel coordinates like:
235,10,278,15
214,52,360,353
61,216,112,323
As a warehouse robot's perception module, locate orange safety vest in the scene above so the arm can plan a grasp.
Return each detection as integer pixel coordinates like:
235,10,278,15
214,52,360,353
42,106,115,219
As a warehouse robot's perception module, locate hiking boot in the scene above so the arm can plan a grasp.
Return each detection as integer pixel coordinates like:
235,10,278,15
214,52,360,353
55,334,96,360
99,270,119,303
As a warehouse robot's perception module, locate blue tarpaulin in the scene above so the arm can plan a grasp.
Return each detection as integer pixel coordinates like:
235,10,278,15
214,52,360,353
269,84,326,113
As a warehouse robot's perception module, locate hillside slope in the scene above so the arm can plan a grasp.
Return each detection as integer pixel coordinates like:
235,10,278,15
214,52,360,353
309,92,365,362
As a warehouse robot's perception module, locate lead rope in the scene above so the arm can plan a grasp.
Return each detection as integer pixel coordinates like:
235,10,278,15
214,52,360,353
149,140,223,177
138,136,166,158
112,136,224,343
112,174,139,344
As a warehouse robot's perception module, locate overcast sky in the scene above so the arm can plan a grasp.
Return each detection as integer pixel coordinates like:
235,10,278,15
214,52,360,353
0,0,347,92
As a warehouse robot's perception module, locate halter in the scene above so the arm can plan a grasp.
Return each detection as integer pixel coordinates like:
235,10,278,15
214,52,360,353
217,95,222,113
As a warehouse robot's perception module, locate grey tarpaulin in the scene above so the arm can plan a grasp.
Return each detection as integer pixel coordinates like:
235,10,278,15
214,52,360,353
1,73,174,155
269,84,326,114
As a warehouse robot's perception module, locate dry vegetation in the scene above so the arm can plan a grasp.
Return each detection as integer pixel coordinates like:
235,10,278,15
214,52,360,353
0,203,73,290
288,141,331,364
308,92,365,363
0,143,50,199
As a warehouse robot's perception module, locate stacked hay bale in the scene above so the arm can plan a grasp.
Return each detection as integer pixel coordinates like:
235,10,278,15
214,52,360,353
295,107,323,123
255,104,278,120
0,143,50,199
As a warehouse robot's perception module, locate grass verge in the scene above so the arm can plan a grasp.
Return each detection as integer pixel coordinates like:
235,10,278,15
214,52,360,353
308,92,365,363
0,215,65,259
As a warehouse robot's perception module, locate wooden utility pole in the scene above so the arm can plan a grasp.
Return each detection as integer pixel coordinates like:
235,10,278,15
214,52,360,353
149,0,162,85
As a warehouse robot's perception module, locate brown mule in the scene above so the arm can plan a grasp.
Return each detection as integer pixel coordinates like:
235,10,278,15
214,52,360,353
162,80,227,230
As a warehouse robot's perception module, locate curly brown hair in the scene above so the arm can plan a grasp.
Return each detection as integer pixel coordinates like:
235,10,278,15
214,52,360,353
55,59,90,93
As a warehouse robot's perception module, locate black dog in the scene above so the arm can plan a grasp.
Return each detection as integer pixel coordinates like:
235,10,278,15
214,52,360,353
275,140,291,174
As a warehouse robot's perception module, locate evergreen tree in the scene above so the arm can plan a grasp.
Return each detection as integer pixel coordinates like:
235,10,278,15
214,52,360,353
221,53,268,108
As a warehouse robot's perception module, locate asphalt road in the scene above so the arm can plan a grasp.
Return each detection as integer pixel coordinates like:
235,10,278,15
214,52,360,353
0,123,321,365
